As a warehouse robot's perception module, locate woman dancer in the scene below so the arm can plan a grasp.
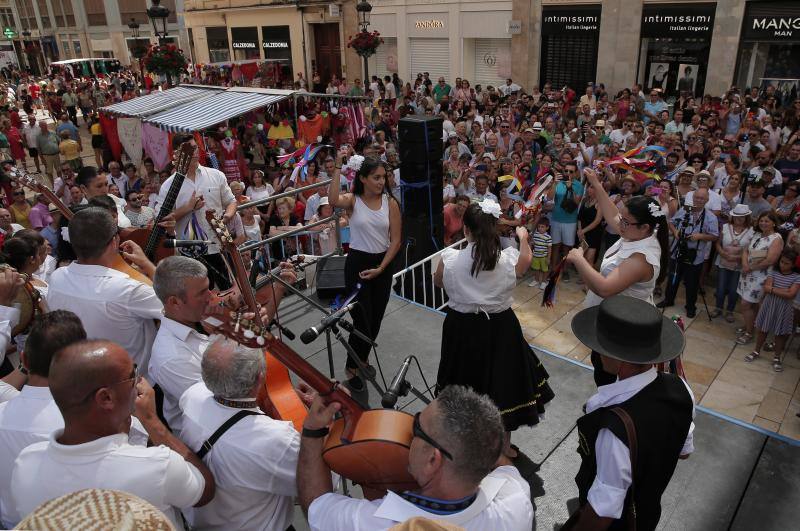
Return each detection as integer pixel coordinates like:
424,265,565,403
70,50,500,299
329,156,402,392
434,200,553,458
567,167,669,386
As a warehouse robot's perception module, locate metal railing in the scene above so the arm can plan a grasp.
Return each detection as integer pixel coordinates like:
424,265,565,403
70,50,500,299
392,238,467,311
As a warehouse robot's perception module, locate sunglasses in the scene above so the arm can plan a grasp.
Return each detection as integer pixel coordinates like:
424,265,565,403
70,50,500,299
413,412,453,460
13,191,25,196
76,363,139,405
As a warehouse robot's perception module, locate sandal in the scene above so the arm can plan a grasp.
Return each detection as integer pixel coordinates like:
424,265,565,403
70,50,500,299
736,332,753,345
744,351,760,362
773,357,783,372
736,327,747,335
764,341,775,352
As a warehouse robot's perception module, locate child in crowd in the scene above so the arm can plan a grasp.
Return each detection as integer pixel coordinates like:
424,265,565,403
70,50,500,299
528,218,552,289
746,249,800,372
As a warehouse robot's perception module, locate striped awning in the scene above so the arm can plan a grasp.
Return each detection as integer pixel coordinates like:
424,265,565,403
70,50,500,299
100,85,223,118
144,89,290,133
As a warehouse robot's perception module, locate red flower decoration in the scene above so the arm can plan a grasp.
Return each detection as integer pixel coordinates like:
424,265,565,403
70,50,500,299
347,30,384,58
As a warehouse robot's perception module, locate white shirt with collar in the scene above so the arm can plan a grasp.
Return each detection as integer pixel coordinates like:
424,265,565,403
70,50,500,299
584,368,695,519
0,223,23,236
308,465,533,530
158,165,236,255
107,173,129,198
149,317,211,431
179,382,300,531
47,263,163,379
0,305,20,367
9,431,204,528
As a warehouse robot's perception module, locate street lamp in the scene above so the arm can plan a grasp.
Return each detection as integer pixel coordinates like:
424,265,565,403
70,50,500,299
147,0,170,44
21,30,30,38
356,0,372,89
128,18,140,39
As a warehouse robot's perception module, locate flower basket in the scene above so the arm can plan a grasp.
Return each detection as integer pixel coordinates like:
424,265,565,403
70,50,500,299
347,30,383,58
142,44,188,77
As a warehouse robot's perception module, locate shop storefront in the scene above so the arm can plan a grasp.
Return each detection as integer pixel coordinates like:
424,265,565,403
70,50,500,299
262,25,293,85
231,27,259,61
408,14,450,81
473,38,511,89
370,37,397,82
637,3,715,98
539,4,601,91
736,1,800,99
206,26,231,63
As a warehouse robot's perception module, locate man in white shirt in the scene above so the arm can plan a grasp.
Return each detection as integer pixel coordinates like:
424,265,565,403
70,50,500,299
579,85,597,110
298,385,533,530
0,311,87,528
158,134,237,290
180,337,303,531
21,114,41,172
567,297,694,530
47,207,162,379
609,120,634,147
76,166,132,228
106,161,129,198
8,339,215,528
664,109,686,137
498,78,522,97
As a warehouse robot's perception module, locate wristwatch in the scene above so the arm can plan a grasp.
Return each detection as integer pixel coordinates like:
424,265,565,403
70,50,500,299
301,426,330,438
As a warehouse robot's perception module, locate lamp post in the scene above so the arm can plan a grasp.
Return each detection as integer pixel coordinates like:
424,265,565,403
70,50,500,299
147,0,170,45
356,0,372,91
21,30,39,75
128,18,143,79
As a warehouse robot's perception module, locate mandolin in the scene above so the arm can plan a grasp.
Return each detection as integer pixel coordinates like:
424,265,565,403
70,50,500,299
204,213,417,496
16,172,153,286
123,142,196,262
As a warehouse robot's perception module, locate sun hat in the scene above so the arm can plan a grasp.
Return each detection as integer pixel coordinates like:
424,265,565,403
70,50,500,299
532,122,543,130
730,204,752,217
571,296,685,364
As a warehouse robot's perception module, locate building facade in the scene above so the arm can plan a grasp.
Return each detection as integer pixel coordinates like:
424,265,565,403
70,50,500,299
3,0,188,75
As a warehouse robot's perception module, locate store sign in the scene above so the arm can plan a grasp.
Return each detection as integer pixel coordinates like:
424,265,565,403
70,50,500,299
262,26,292,60
742,1,800,42
233,42,257,49
641,3,716,39
3,28,15,38
541,6,601,35
263,42,289,49
415,20,445,29
507,20,522,35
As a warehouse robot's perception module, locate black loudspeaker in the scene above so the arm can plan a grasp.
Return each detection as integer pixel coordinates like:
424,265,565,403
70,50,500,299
397,116,444,271
398,115,443,164
315,255,347,299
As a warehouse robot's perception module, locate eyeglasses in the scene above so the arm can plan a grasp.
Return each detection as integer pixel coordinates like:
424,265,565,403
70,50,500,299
13,191,25,196
413,412,453,460
619,216,644,229
75,363,138,405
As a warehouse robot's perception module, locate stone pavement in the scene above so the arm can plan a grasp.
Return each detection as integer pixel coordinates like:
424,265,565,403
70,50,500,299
512,273,800,442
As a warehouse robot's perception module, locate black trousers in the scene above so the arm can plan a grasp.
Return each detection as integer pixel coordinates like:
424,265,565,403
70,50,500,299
66,105,78,125
344,249,392,370
591,351,617,387
199,252,232,291
663,259,703,313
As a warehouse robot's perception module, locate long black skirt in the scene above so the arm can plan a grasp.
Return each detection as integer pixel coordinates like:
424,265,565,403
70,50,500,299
436,307,555,431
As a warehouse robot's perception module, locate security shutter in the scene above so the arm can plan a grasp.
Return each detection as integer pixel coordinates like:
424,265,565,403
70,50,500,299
372,37,397,80
474,38,511,88
410,38,449,81
540,33,598,91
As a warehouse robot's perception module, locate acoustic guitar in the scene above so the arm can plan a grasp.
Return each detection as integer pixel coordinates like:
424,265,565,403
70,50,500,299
204,213,418,496
122,142,195,262
16,172,153,286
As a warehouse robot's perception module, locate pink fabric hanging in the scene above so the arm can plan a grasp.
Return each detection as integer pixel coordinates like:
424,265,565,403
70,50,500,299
142,123,171,171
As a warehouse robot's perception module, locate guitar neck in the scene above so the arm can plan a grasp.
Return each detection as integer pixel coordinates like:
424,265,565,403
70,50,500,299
18,174,72,220
144,171,187,258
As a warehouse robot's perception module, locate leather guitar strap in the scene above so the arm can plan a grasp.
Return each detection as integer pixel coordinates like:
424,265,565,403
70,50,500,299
196,410,262,459
611,407,638,531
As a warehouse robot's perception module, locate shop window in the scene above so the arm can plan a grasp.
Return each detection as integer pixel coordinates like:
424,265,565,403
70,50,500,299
73,40,81,57
231,26,259,61
207,26,230,63
262,26,293,85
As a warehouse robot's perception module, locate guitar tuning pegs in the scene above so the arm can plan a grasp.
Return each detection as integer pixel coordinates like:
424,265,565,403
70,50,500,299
243,329,255,339
256,336,265,346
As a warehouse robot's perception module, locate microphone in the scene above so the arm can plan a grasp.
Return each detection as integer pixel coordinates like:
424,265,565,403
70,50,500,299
300,302,358,344
164,239,212,248
381,356,413,408
268,318,295,341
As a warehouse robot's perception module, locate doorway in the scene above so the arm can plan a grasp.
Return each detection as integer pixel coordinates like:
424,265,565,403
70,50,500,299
313,23,341,87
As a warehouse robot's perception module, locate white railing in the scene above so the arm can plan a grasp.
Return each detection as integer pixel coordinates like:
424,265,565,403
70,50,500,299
392,238,467,311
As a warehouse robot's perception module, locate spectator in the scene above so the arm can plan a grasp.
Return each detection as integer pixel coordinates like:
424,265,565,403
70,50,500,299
124,190,156,228
548,162,584,278
713,204,754,321
58,130,81,172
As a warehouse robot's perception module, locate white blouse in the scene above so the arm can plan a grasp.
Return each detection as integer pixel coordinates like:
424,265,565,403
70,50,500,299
584,233,662,308
442,243,520,314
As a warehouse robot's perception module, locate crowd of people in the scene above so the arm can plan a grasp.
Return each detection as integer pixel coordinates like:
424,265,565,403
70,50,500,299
0,58,794,529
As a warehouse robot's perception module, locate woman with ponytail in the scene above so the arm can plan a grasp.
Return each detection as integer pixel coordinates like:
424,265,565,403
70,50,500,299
433,200,554,458
567,167,669,387
329,153,402,393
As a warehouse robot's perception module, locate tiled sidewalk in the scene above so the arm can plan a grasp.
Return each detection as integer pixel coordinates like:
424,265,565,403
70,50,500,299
512,276,800,441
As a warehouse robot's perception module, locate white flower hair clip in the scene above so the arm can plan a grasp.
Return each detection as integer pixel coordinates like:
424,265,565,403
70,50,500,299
648,202,665,218
478,198,501,218
343,154,365,174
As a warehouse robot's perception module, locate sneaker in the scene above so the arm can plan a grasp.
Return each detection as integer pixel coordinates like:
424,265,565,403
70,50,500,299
540,281,547,290
527,279,538,288
709,309,722,318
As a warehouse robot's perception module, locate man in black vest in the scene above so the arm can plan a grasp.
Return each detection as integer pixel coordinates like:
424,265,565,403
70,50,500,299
565,295,695,531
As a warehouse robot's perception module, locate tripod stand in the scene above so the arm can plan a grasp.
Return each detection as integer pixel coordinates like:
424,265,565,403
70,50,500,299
663,207,712,321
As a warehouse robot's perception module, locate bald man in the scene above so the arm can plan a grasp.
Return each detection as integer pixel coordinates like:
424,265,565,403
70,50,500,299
8,340,215,527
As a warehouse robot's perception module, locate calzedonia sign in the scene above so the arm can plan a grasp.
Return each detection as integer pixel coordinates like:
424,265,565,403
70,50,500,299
641,3,716,40
541,6,601,35
233,42,256,49
742,1,800,42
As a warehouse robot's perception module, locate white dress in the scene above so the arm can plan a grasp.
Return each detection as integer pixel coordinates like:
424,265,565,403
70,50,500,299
584,233,662,308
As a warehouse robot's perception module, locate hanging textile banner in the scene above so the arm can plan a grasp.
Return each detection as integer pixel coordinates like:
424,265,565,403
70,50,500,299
117,117,143,167
99,113,122,162
142,122,171,171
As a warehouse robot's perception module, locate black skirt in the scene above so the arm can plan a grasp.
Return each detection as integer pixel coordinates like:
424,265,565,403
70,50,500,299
436,307,555,431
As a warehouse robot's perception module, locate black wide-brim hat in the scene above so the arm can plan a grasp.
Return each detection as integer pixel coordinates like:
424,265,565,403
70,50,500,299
572,295,685,364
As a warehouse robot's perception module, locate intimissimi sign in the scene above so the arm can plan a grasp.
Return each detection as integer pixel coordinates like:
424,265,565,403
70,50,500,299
742,1,800,42
541,5,601,35
641,3,716,39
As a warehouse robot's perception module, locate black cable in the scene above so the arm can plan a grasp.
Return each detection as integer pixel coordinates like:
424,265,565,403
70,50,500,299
409,355,435,400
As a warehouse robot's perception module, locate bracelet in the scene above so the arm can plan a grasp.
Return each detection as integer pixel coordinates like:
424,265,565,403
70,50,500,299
302,426,330,438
